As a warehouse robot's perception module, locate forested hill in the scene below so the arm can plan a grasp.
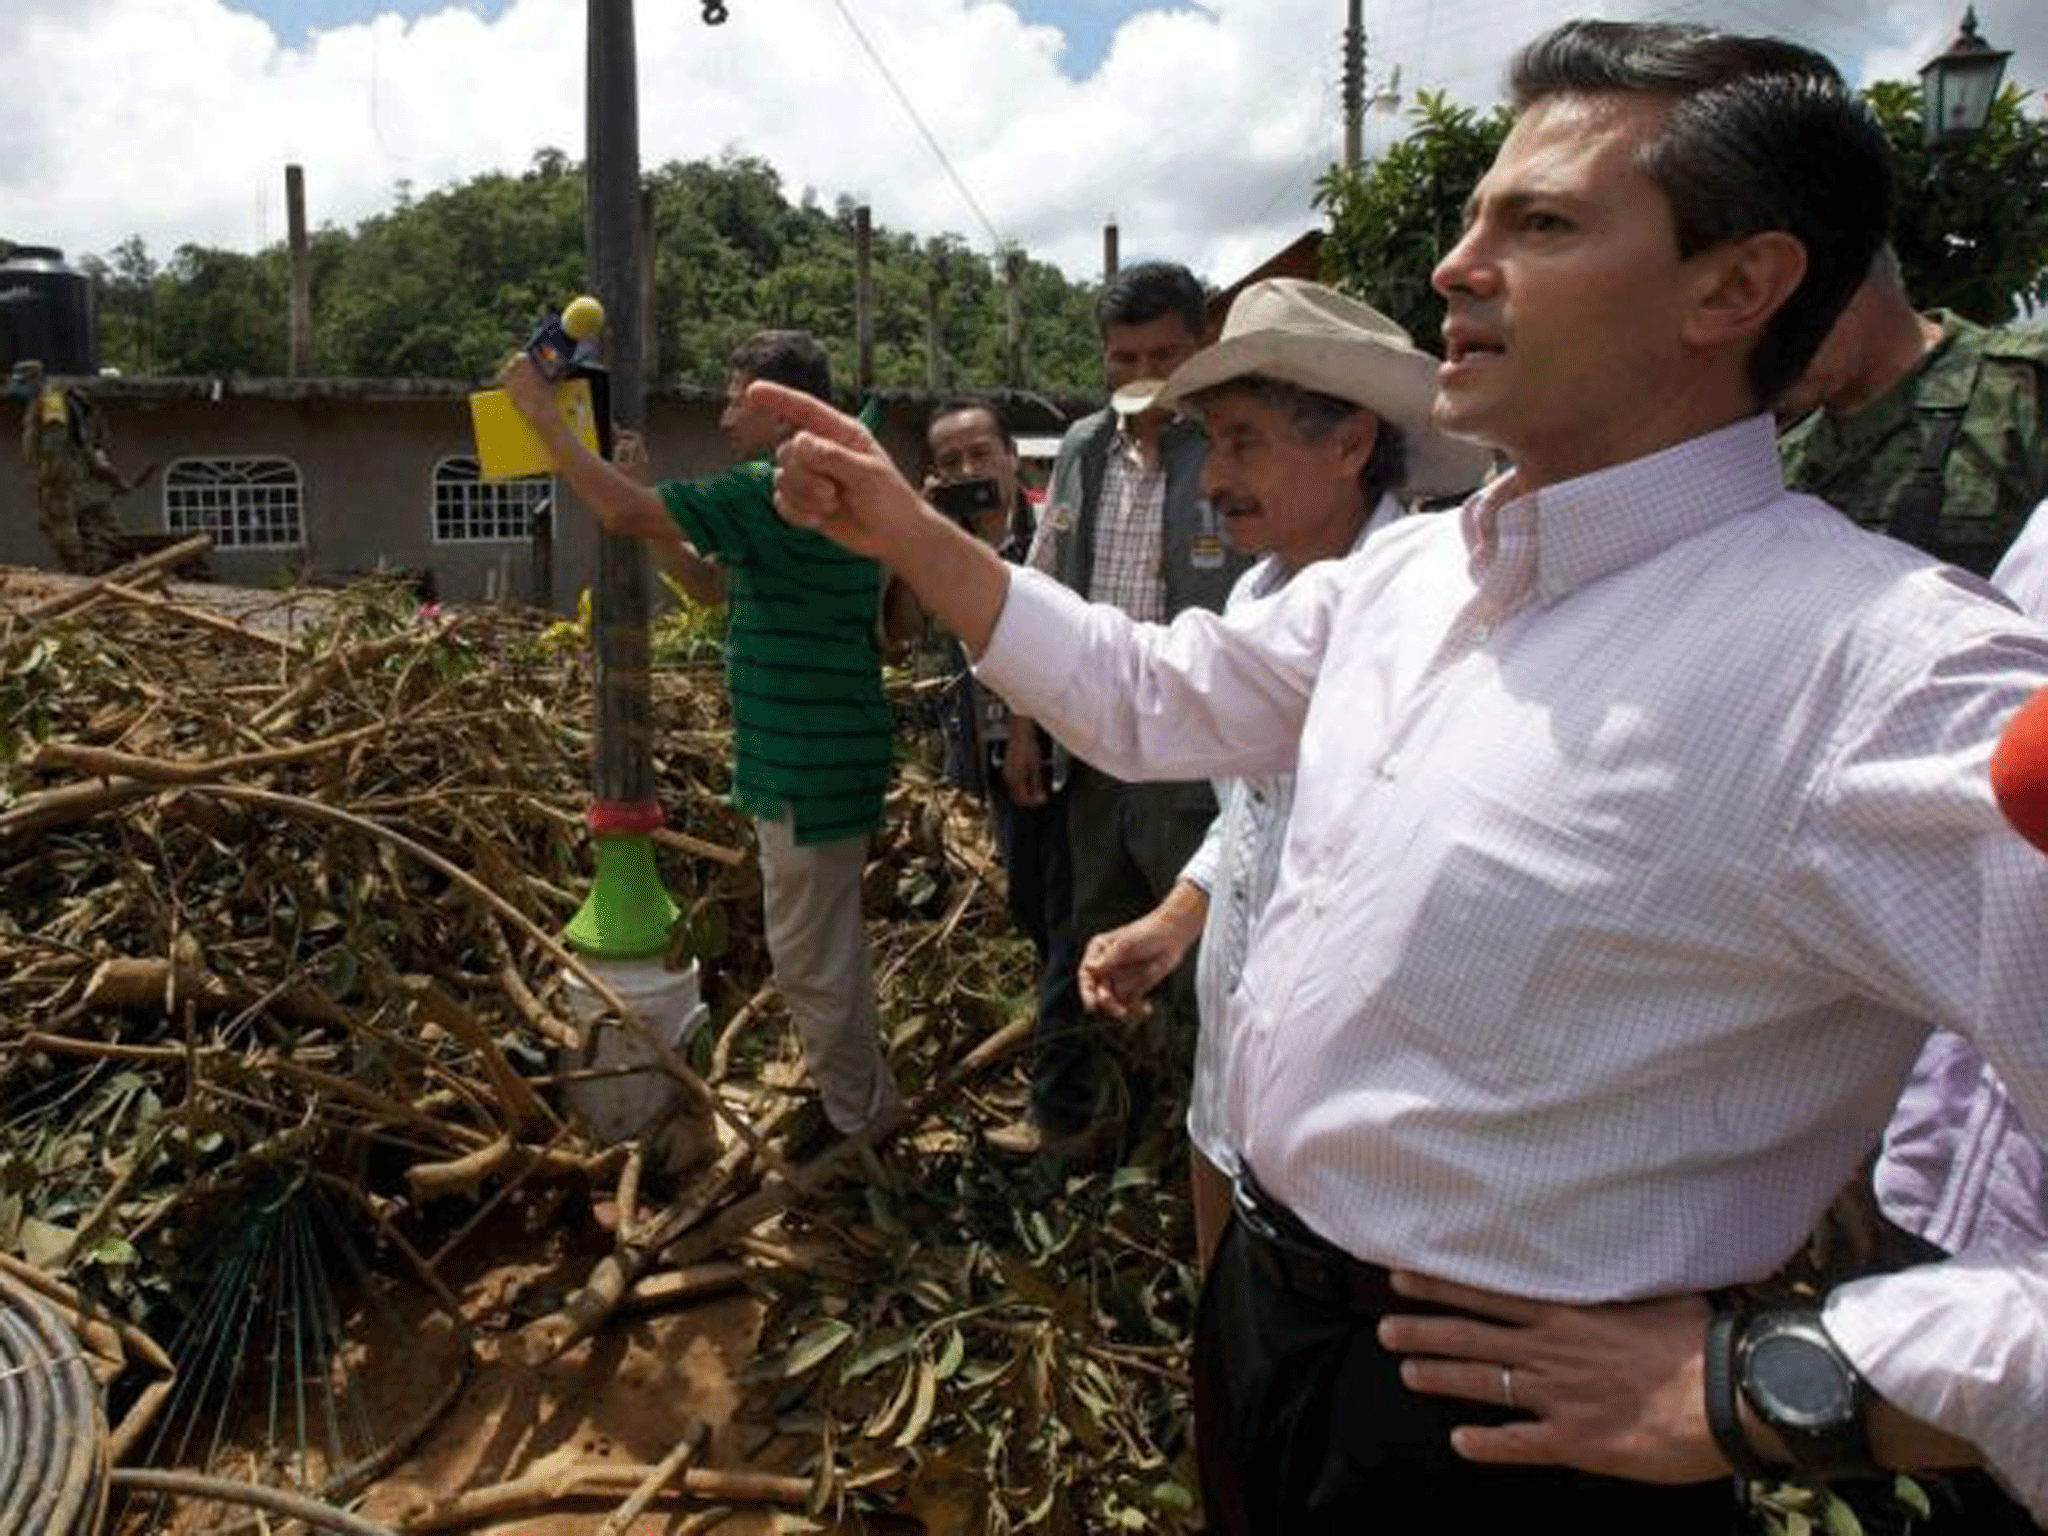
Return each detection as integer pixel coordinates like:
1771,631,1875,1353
62,150,1110,397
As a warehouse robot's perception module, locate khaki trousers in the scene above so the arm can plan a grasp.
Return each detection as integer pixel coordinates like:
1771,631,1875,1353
756,813,898,1134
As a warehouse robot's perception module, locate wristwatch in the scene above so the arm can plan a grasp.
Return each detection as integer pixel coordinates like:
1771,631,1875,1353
1735,1308,1875,1478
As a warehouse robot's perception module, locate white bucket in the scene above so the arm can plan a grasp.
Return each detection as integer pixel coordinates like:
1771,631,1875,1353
558,956,708,1144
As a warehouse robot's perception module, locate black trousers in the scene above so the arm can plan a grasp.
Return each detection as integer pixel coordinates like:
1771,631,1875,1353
987,774,1087,1131
1193,1214,1745,1534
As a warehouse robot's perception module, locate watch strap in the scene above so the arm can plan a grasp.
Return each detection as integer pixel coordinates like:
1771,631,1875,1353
1705,1305,1772,1482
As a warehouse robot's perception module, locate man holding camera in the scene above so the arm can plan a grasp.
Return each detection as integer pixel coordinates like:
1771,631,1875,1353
921,399,1082,1091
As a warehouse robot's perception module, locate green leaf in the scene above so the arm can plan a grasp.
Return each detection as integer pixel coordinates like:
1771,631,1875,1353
891,1358,938,1449
1894,1473,1933,1519
82,1235,139,1267
1150,1479,1195,1512
757,1318,854,1382
841,1326,917,1381
1819,1490,1865,1536
932,1326,966,1381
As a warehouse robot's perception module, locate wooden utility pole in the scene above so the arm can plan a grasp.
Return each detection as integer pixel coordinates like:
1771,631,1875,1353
638,186,659,387
854,205,875,393
1004,248,1024,389
285,165,310,377
1342,0,1365,169
586,0,654,810
923,252,947,395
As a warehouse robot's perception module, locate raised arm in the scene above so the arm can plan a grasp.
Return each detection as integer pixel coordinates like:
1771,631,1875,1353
500,355,674,544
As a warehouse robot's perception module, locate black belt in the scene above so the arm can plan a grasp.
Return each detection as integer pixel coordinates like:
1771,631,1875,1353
1230,1168,1398,1314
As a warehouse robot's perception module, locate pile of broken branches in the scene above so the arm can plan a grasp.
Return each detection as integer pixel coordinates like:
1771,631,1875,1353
0,544,1201,1534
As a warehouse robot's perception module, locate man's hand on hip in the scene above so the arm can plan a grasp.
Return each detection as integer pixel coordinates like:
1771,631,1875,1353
1377,1270,1727,1485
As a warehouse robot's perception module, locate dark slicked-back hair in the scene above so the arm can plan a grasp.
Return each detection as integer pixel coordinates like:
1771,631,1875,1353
729,329,833,402
1509,19,1894,404
926,394,1014,452
1096,261,1207,340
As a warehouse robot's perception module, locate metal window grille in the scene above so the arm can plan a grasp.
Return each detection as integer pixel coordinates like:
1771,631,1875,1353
432,457,552,543
163,458,304,549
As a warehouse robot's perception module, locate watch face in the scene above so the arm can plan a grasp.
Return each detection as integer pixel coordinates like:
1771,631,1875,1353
1749,1333,1853,1427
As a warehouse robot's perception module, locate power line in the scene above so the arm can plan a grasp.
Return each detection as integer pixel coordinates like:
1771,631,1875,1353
823,0,1008,251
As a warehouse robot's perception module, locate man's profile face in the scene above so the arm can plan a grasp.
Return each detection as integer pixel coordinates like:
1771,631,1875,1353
1199,387,1374,568
1431,92,1698,490
719,371,787,461
1102,312,1202,394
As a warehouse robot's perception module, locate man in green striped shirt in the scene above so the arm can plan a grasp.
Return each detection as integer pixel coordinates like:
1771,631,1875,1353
503,330,900,1136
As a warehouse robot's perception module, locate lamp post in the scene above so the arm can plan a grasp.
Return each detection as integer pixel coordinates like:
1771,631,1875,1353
1920,8,2011,147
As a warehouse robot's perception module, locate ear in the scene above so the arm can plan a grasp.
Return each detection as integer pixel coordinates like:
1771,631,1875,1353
1681,230,1808,352
1334,409,1381,475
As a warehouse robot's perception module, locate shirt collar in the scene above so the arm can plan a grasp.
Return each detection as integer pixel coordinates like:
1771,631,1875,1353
1460,414,1789,611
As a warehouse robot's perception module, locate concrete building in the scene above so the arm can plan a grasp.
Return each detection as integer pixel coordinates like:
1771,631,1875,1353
2,376,1071,609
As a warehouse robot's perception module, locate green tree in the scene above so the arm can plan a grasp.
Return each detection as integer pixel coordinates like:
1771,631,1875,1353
1867,81,2048,321
152,244,287,375
80,235,160,375
1313,92,1512,347
74,151,1107,396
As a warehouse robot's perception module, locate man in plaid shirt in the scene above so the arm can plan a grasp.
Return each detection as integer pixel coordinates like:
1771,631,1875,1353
989,261,1250,1158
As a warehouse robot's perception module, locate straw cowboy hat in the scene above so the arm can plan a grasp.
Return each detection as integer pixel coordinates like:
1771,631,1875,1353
1153,277,1492,496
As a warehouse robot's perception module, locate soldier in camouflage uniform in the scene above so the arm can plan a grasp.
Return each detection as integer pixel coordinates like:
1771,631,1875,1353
14,361,134,574
1776,246,2048,578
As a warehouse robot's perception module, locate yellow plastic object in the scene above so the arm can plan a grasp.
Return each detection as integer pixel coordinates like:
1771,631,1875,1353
468,377,599,481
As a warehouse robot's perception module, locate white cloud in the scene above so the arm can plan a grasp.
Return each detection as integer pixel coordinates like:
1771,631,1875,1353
4,0,2043,300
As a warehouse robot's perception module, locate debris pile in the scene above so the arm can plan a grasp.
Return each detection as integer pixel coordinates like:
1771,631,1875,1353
0,550,1200,1534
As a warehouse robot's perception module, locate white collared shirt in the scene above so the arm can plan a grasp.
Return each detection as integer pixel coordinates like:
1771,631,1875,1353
978,415,2048,1514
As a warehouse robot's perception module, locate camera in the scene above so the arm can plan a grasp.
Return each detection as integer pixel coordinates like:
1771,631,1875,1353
930,476,1002,528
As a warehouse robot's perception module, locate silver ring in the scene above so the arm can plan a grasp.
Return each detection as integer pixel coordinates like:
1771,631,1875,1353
1500,1363,1517,1411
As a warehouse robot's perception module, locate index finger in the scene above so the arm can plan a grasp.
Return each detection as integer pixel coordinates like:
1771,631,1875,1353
745,380,872,448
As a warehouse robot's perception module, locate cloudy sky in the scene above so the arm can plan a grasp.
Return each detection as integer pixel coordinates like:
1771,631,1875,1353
6,0,2045,290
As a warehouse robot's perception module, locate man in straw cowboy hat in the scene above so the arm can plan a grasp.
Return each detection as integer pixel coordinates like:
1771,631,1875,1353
746,18,2048,1531
1076,278,1489,1268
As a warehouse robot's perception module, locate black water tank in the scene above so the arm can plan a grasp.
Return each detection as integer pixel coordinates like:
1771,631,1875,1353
0,246,97,375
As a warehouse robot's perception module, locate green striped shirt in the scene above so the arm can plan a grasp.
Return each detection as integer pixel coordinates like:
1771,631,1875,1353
661,460,893,844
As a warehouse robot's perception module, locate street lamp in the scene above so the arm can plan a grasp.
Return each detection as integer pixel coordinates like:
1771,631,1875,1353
1920,8,2010,146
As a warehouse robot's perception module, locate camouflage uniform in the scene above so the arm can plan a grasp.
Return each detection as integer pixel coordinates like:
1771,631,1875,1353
21,385,129,574
1779,310,2048,577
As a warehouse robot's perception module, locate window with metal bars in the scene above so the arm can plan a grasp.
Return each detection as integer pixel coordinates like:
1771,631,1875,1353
432,456,552,543
163,457,305,549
